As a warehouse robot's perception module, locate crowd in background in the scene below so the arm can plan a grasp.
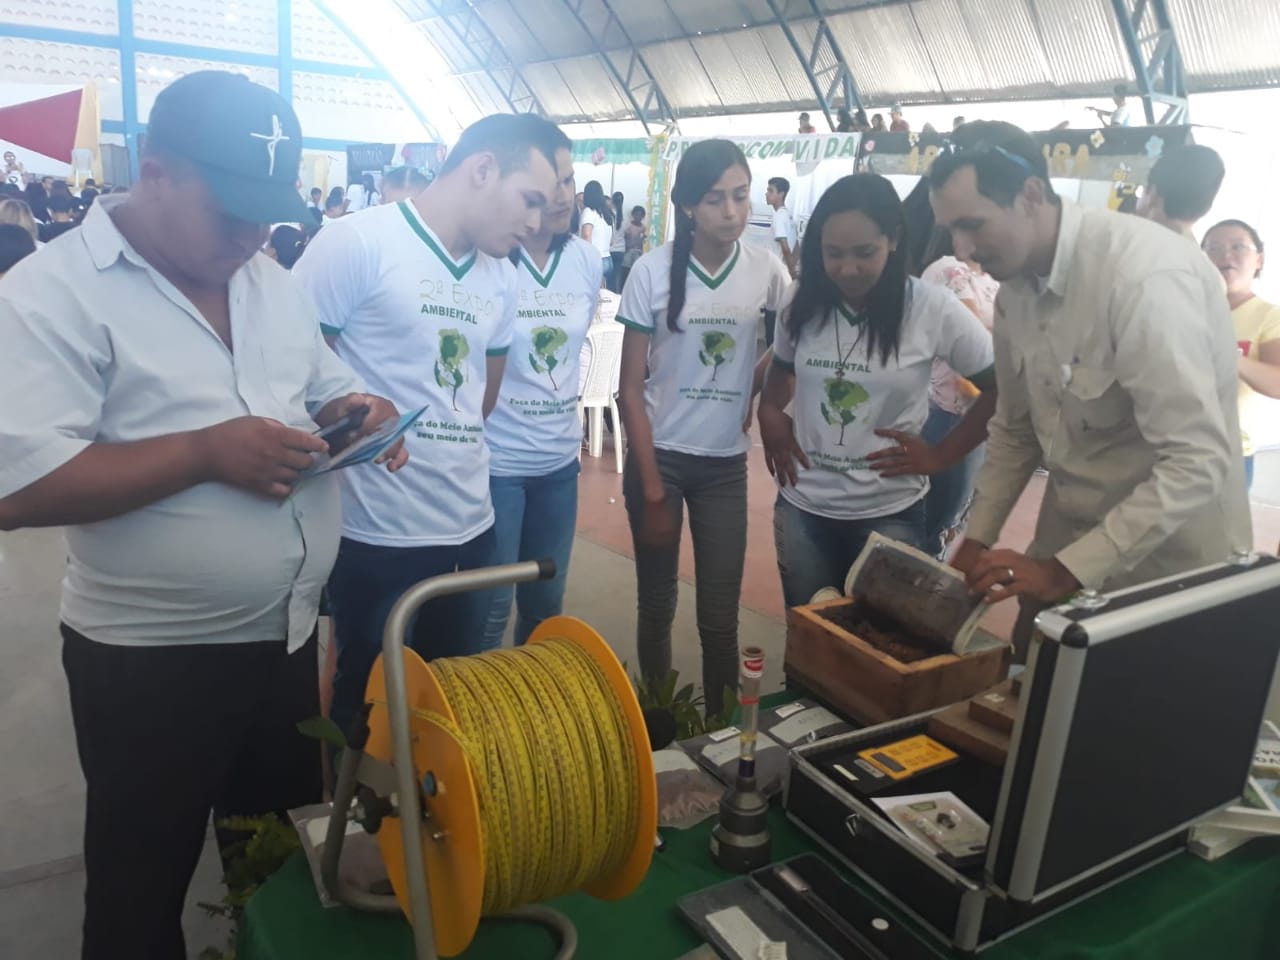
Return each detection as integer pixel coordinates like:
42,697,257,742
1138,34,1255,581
0,167,117,276
0,157,440,279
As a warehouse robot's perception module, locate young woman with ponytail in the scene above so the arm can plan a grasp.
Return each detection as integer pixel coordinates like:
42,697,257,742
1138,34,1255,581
615,139,790,716
580,179,616,287
758,174,998,609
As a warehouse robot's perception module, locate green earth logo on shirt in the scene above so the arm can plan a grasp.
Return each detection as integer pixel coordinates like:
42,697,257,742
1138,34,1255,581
698,331,736,382
528,325,569,390
820,377,869,446
434,328,470,411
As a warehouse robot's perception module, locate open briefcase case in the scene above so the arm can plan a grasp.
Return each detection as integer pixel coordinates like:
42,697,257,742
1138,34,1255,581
784,554,1280,953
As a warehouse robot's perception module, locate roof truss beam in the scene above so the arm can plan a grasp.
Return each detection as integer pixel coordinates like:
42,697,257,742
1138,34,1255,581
557,0,678,134
410,0,544,115
1110,0,1188,125
764,0,863,131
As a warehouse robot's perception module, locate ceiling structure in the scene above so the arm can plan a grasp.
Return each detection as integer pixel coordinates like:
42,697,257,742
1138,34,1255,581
392,0,1280,131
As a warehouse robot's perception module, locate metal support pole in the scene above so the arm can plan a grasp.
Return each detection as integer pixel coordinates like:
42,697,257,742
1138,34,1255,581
1109,0,1188,125
409,0,544,115
764,0,863,131
321,714,404,913
382,560,555,960
557,0,677,133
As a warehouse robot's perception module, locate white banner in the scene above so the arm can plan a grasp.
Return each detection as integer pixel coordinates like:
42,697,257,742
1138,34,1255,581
663,132,860,165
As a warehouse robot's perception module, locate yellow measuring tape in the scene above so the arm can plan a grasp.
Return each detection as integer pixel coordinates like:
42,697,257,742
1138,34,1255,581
364,616,658,957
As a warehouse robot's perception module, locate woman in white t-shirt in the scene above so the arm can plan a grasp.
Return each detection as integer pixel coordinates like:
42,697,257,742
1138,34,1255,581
609,190,626,292
759,174,997,608
345,174,381,213
919,230,999,557
484,131,602,647
580,180,615,288
617,140,790,716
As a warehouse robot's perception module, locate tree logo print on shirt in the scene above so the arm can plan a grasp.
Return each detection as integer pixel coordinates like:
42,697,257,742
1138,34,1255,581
529,325,569,390
698,331,736,382
820,377,869,446
434,329,470,411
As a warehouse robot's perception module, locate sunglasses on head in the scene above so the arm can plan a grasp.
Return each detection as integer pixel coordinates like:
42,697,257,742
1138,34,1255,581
942,140,1038,174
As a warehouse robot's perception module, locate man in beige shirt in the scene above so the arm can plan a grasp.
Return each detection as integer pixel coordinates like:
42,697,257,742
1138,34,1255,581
929,122,1251,657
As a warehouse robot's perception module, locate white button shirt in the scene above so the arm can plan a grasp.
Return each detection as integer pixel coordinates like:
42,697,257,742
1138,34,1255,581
0,196,363,650
967,202,1252,591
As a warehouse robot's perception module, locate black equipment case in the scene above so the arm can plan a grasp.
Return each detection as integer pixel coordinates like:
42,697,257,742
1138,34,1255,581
784,556,1280,953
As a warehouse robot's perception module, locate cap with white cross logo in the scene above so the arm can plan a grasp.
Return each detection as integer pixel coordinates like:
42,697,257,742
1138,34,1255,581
145,70,308,225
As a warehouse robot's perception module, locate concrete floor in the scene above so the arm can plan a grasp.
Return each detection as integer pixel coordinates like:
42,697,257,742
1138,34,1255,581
3,444,1279,958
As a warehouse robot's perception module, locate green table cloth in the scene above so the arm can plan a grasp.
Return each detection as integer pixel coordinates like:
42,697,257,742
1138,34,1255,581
239,807,1280,960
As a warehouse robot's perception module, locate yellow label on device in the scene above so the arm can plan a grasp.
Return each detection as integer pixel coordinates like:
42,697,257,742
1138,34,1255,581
858,736,958,781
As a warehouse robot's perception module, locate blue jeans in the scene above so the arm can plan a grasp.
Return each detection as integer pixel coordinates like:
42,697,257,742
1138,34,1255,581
482,459,580,648
326,528,496,737
1245,455,1255,491
600,256,614,286
773,494,928,610
922,403,986,558
609,251,625,293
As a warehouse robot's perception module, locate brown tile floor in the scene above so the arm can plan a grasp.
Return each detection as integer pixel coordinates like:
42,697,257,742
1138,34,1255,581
576,433,1280,643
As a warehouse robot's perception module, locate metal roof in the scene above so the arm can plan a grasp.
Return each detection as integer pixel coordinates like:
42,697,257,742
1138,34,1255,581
392,0,1280,127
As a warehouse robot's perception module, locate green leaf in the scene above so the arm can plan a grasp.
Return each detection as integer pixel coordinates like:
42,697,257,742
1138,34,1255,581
531,325,568,356
660,670,678,705
820,401,832,425
825,378,869,411
296,715,347,749
674,683,695,704
720,686,740,726
673,701,702,739
452,368,464,388
529,352,543,373
698,350,711,367
701,331,734,358
637,679,653,707
840,409,857,426
546,354,558,371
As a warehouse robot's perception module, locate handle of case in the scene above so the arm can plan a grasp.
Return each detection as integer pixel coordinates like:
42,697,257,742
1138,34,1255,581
844,812,861,839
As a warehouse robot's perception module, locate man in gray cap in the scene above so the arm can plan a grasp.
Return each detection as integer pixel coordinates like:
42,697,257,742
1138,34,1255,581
0,71,406,958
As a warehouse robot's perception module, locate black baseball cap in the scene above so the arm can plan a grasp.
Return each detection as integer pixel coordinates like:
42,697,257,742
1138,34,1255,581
146,71,308,224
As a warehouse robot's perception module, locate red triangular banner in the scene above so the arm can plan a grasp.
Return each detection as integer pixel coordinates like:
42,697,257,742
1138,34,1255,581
0,89,83,161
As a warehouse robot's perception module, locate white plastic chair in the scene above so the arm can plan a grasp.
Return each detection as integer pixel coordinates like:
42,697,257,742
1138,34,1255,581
594,289,620,326
578,324,626,474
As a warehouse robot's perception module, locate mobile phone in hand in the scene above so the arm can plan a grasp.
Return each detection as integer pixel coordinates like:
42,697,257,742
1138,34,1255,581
314,403,370,456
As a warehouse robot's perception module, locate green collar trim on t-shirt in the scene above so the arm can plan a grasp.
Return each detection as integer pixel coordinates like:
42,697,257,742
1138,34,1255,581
519,247,562,288
398,201,476,281
837,302,866,326
687,242,741,290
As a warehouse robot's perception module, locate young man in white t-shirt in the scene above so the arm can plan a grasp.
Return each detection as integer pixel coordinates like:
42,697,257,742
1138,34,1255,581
296,114,561,735
767,176,799,280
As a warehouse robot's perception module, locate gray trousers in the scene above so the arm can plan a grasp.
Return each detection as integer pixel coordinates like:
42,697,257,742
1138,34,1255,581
623,448,747,717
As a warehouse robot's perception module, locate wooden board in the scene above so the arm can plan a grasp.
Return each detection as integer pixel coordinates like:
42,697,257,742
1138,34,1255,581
785,598,1011,726
928,700,1011,767
968,679,1020,734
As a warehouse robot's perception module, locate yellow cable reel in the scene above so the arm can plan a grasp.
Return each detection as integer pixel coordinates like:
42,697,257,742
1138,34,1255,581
364,616,658,957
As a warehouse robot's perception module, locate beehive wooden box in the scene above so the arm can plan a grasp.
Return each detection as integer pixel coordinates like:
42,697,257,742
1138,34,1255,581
785,597,1011,725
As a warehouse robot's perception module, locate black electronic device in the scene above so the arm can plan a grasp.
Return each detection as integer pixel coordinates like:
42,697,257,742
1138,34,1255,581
314,403,370,455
